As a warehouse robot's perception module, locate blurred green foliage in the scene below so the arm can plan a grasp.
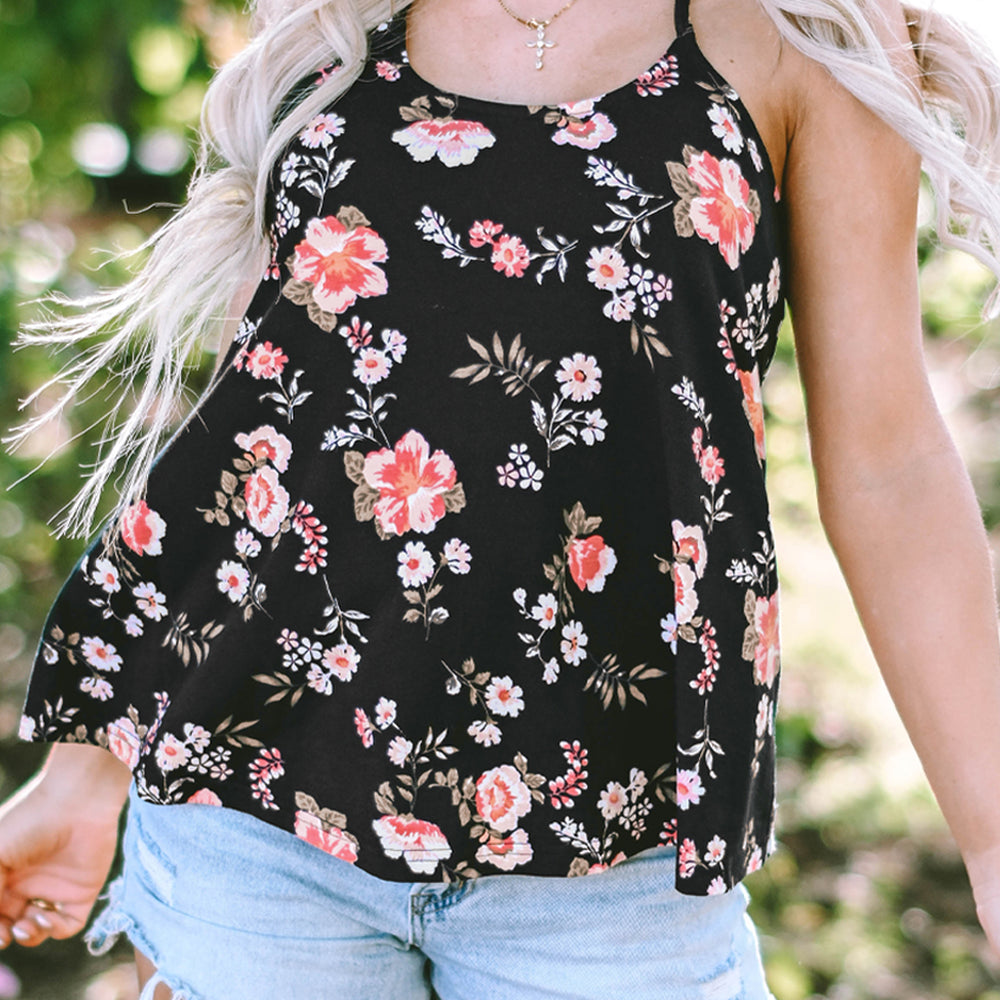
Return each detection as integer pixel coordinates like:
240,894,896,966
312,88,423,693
1,2,999,998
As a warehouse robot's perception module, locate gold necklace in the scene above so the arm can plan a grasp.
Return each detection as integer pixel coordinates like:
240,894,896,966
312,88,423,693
494,0,583,70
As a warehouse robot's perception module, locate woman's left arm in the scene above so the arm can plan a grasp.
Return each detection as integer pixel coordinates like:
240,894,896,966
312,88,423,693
779,4,1000,953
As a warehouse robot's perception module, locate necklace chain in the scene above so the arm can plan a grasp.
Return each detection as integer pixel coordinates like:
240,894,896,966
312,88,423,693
494,0,583,69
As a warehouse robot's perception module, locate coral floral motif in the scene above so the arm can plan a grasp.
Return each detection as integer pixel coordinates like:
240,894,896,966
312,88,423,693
294,792,360,862
667,145,760,270
546,99,618,150
567,535,618,593
475,829,533,871
234,425,293,474
360,429,463,537
372,814,452,874
283,208,389,330
120,500,167,557
241,341,288,381
746,591,780,687
635,54,680,96
244,466,290,538
738,367,766,463
393,95,496,167
107,716,142,769
475,764,533,833
187,788,223,806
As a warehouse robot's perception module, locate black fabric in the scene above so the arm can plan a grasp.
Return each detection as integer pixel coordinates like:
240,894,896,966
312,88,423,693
21,8,785,895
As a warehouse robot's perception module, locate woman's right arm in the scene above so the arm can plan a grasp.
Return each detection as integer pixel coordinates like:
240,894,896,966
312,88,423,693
0,743,132,948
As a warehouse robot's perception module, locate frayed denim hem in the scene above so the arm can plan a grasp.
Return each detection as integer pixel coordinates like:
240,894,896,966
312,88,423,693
84,875,204,1000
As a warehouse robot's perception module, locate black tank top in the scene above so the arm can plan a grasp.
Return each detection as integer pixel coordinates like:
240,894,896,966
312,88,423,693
21,0,785,896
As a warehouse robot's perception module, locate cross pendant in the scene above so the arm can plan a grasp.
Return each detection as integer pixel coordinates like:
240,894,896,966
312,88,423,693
525,18,555,70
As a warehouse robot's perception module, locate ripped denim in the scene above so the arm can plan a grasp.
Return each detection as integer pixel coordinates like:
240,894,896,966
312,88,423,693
83,781,775,1000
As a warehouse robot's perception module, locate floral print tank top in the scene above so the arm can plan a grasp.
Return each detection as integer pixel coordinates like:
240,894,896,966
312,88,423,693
20,0,784,896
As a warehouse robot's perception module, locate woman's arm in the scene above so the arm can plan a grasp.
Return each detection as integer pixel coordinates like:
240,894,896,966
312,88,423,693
780,0,1000,949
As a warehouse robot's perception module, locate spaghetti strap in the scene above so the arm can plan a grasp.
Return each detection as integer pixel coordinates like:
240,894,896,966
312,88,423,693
674,0,692,35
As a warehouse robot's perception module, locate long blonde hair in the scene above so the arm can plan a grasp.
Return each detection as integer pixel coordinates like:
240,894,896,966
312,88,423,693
7,0,1000,537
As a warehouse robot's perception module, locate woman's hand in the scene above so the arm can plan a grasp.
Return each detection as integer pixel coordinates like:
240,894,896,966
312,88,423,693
0,744,131,948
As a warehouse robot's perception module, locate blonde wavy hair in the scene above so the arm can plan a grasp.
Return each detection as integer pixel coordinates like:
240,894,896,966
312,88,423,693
7,0,1000,536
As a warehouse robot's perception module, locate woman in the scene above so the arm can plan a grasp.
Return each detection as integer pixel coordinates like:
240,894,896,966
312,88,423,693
3,0,1000,996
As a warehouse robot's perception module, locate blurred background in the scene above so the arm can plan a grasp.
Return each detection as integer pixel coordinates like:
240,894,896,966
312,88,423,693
1,0,999,997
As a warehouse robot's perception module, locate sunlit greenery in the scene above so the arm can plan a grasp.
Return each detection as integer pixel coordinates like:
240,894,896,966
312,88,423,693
1,2,999,998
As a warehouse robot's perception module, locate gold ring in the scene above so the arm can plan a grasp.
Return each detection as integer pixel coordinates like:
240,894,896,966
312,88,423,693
26,898,64,913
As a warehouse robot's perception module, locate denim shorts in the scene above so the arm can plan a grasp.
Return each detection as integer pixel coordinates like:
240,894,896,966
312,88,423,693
85,782,774,1000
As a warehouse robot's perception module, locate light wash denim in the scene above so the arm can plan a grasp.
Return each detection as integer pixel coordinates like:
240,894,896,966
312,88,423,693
86,782,774,1000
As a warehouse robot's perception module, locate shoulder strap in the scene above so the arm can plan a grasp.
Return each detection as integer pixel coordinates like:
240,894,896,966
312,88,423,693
673,0,692,35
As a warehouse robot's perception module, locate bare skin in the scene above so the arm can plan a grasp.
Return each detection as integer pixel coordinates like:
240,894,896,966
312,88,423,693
4,0,1000,994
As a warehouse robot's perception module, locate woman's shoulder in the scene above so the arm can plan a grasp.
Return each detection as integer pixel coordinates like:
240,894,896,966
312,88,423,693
691,0,913,187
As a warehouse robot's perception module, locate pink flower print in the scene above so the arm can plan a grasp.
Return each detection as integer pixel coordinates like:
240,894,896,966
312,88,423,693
234,425,293,473
738,367,766,462
707,876,728,895
476,764,533,833
598,781,627,820
324,643,360,682
155,733,189,773
475,829,533,871
133,582,167,621
245,341,288,380
235,528,262,558
699,444,725,485
375,60,401,81
120,500,166,557
468,720,503,747
485,676,524,718
672,520,707,578
753,593,780,687
678,837,698,878
560,620,588,665
372,814,452,874
676,769,704,811
567,534,618,593
652,273,673,302
81,636,123,672
363,430,458,536
397,540,435,586
497,462,519,488
216,560,250,603
747,846,763,873
292,216,389,316
354,347,392,385
243,466,290,538
673,562,699,626
295,811,359,862
299,112,345,148
91,557,120,594
635,54,679,97
108,717,143,768
530,593,558,630
490,234,530,278
707,104,744,154
581,409,607,446
354,707,375,748
277,628,298,651
469,219,504,247
705,835,727,865
387,735,413,767
80,676,113,701
374,697,397,730
603,289,637,323
555,353,602,402
586,246,629,291
551,101,618,149
124,614,143,637
660,818,678,846
587,852,628,875
188,788,223,806
443,538,471,575
382,327,407,362
392,118,496,167
686,150,757,270
340,316,373,352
